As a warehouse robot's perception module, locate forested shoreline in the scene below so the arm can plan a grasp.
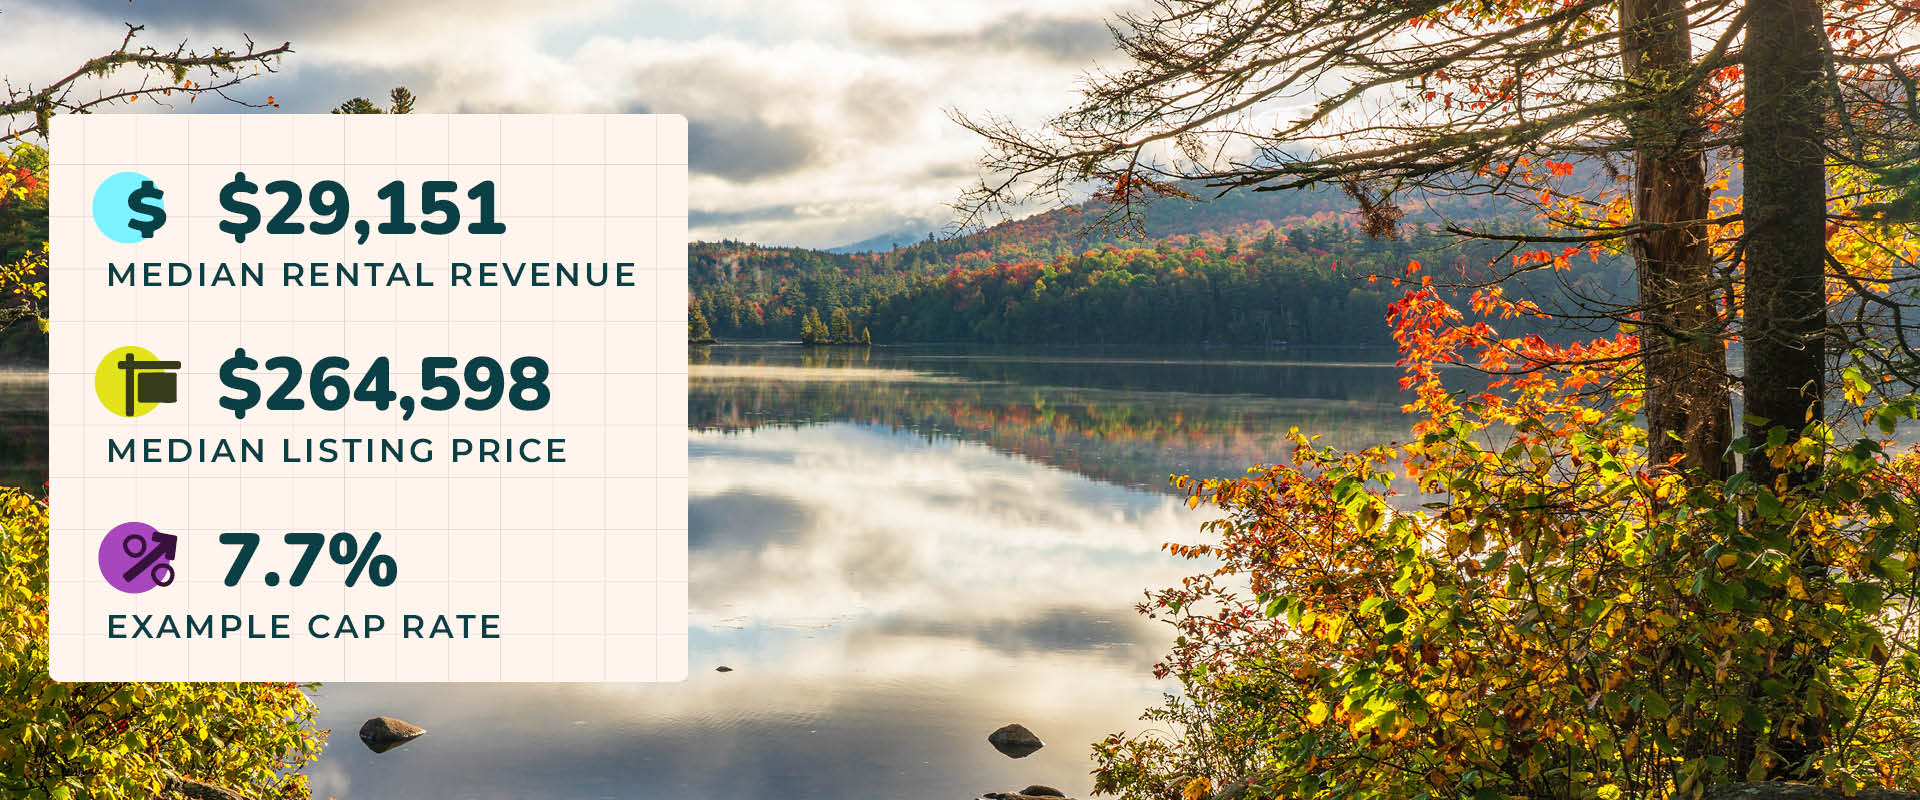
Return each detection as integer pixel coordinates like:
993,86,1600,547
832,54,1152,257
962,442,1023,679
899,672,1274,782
691,189,1630,346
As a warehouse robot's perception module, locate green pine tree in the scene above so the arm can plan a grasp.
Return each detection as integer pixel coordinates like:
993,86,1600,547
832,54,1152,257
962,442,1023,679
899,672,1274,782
387,87,417,114
800,309,827,345
829,308,854,344
333,87,418,114
689,304,715,343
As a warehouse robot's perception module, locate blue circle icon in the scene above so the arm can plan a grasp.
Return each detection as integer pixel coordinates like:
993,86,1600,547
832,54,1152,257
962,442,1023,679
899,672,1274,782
93,171,166,244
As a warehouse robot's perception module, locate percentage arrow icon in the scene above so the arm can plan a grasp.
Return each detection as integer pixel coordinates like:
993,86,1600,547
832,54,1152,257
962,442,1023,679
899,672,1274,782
123,530,178,583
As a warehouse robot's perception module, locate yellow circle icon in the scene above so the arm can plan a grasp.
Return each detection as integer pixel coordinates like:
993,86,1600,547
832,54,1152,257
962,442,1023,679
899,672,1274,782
95,346,182,418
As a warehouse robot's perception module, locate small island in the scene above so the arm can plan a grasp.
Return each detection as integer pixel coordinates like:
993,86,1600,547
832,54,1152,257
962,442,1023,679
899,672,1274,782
689,305,717,344
798,307,870,347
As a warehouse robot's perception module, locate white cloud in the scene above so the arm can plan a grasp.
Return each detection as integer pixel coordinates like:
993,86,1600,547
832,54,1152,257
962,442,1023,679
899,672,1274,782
0,0,1138,247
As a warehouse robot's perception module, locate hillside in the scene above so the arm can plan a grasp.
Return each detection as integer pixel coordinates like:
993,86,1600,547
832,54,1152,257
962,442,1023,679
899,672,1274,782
690,185,1630,346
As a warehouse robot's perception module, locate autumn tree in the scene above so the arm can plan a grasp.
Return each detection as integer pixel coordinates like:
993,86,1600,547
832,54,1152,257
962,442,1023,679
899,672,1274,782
1097,300,1920,798
957,0,1920,790
958,0,1912,485
0,144,47,362
958,0,1742,475
0,21,321,800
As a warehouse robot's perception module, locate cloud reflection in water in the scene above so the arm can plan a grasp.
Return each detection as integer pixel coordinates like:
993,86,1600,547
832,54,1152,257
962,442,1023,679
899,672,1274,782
311,421,1206,800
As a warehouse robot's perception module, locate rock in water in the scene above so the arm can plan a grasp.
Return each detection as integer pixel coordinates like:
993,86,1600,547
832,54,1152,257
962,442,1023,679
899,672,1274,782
164,778,249,800
987,723,1045,758
715,666,733,672
359,716,427,753
1021,786,1067,797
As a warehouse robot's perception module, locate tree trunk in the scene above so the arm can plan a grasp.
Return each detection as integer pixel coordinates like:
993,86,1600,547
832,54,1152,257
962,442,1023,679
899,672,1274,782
1742,0,1829,481
1619,0,1733,480
1741,0,1832,778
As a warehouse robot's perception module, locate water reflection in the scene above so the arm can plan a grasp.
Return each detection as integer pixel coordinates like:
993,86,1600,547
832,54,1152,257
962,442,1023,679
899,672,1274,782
304,345,1415,798
315,423,1203,798
690,344,1410,491
0,370,46,490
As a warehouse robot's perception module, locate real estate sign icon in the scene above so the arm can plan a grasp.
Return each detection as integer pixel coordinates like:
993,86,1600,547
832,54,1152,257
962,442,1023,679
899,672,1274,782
94,346,180,417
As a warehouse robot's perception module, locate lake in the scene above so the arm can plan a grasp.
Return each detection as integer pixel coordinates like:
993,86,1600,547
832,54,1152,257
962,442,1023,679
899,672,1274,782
304,344,1409,799
0,345,1414,799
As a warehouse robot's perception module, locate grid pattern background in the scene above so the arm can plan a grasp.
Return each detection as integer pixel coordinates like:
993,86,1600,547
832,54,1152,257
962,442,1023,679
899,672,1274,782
47,114,690,682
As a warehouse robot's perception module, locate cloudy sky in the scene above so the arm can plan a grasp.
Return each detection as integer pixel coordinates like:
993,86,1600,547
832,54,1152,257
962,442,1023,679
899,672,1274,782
0,0,1134,248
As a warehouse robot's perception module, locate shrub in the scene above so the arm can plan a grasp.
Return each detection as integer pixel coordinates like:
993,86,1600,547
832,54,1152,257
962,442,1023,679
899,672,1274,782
0,489,325,799
1095,289,1920,799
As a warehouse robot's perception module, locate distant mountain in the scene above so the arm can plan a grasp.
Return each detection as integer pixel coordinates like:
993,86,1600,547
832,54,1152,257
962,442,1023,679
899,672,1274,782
826,228,937,254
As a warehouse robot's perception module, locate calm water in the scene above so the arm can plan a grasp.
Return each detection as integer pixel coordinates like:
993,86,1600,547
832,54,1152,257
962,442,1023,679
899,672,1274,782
2,346,1413,799
305,344,1408,799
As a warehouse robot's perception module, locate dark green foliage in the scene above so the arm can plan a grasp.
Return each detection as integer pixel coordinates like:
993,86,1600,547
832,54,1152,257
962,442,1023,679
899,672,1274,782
799,309,828,345
1860,163,1920,223
694,224,1624,346
0,144,45,266
0,143,46,365
691,185,1619,346
387,87,416,115
332,87,416,115
829,307,855,343
689,303,715,343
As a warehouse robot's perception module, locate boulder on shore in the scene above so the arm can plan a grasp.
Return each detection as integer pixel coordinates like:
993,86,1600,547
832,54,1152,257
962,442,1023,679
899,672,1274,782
982,793,1073,800
1018,786,1066,797
987,723,1045,758
359,715,427,754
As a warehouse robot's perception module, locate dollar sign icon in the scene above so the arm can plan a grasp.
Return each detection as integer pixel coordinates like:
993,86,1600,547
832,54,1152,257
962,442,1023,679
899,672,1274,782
218,347,261,420
124,181,166,239
92,172,164,244
218,171,261,243
123,181,166,239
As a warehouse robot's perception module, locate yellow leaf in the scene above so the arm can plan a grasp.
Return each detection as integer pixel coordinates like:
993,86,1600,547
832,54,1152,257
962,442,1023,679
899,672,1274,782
1306,701,1330,726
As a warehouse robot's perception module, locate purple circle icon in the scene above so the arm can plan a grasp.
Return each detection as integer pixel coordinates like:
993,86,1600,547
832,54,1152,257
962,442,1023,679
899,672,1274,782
99,521,178,594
